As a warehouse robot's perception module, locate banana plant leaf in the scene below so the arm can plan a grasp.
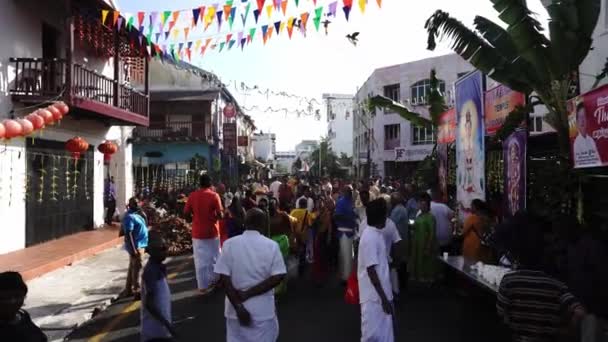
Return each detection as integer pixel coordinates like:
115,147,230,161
369,95,431,126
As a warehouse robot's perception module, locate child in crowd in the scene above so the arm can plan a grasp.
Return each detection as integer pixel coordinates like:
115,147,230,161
0,271,47,341
141,231,176,342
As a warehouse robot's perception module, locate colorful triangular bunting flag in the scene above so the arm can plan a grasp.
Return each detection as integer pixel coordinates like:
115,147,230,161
376,0,382,7
101,10,109,24
287,17,294,39
358,0,366,13
219,42,225,52
249,27,256,42
253,9,261,23
184,27,190,40
261,25,269,44
229,7,237,29
257,0,265,11
281,0,288,15
343,5,351,21
300,12,309,30
313,16,321,31
193,8,201,26
217,10,224,30
266,4,273,18
161,10,171,26
274,21,281,35
228,40,236,50
113,11,120,26
224,4,232,20
328,2,338,17
137,12,145,27
242,2,251,25
241,38,247,50
226,33,233,44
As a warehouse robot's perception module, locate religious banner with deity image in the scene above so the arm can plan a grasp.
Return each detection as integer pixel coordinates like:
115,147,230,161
567,84,608,169
503,129,526,217
455,71,485,219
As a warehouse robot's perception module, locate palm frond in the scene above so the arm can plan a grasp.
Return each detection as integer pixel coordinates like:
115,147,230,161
369,95,431,126
428,69,448,126
473,16,519,61
547,0,600,75
489,0,552,81
425,10,533,93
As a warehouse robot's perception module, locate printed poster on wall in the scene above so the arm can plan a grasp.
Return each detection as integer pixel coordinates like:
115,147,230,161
438,109,456,144
437,143,449,203
455,71,485,218
567,84,608,169
503,130,527,217
484,84,526,135
223,123,237,156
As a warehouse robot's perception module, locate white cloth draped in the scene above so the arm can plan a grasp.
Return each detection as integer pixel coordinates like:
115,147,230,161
193,238,220,290
226,317,279,342
361,301,394,342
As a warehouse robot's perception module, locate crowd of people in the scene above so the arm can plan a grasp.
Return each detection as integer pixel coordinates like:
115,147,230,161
3,173,607,342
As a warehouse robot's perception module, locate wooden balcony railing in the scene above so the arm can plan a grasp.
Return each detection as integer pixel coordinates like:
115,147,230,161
133,121,209,140
9,57,148,118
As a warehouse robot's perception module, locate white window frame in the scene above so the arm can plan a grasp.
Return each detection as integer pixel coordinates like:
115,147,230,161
412,124,436,145
384,124,401,150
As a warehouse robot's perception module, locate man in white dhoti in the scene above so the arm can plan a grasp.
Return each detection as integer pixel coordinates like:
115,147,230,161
184,174,224,294
214,208,286,342
358,199,395,342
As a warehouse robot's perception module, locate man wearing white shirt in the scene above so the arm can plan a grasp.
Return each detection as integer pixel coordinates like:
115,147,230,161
357,199,394,342
269,178,282,200
214,208,286,342
573,103,602,167
359,215,402,297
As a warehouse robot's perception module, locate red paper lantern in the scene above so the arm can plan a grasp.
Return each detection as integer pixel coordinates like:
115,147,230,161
17,119,34,136
97,140,118,163
3,119,23,139
54,101,70,116
0,122,5,140
65,136,89,160
37,109,54,125
47,105,63,121
25,113,45,130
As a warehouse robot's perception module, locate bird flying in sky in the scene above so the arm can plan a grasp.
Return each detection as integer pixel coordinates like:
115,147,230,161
322,19,331,35
346,32,359,46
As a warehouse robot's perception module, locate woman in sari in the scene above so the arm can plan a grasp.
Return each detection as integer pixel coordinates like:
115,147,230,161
462,199,493,263
268,198,293,295
409,192,439,284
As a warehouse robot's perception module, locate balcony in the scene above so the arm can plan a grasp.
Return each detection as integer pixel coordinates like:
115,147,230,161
9,58,149,126
132,121,211,143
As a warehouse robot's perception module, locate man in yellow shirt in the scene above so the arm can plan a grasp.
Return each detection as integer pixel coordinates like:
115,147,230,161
290,198,316,273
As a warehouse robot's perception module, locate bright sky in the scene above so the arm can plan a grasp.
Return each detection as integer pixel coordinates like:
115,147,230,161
119,0,548,150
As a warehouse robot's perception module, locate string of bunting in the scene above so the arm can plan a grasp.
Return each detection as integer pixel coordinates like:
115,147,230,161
228,80,323,105
240,105,322,119
100,0,382,62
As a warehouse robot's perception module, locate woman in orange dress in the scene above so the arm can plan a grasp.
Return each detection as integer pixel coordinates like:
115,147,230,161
462,199,493,263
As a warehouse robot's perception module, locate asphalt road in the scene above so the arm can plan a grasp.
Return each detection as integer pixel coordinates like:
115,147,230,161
66,255,509,342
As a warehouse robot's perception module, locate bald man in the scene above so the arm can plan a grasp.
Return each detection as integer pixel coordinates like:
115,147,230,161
214,208,286,342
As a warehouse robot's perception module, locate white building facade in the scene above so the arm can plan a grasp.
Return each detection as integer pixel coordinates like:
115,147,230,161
323,93,354,158
354,54,472,180
0,0,144,254
251,132,276,166
295,140,319,163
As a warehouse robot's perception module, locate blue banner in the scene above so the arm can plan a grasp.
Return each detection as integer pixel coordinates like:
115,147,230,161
455,71,485,219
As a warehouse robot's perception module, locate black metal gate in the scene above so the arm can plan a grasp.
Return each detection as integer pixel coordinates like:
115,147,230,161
26,139,94,246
